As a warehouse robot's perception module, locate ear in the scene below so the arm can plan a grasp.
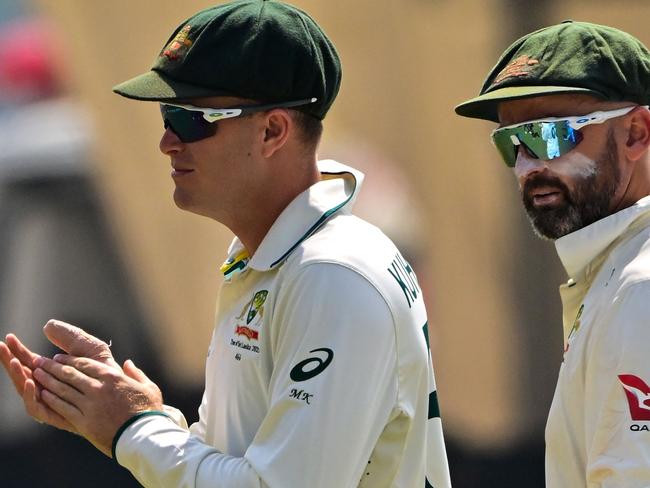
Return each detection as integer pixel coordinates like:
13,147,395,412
623,107,650,161
260,109,292,158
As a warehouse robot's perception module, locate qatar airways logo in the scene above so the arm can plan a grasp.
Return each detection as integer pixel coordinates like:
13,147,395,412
619,375,650,430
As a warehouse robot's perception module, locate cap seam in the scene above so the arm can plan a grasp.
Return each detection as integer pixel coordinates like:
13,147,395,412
590,28,626,100
297,13,321,99
253,0,265,35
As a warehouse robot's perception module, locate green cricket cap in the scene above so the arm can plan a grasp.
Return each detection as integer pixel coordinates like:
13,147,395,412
113,0,341,120
455,20,650,122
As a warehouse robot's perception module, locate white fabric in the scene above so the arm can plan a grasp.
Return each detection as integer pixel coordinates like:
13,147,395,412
547,195,650,488
115,160,451,488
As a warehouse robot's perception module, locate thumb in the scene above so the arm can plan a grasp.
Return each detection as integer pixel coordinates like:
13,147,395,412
123,359,150,384
43,320,118,369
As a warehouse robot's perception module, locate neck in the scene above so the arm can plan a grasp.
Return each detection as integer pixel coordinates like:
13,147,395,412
613,157,650,213
231,155,320,256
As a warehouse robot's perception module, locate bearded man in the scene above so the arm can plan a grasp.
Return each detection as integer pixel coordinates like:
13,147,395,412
457,20,650,488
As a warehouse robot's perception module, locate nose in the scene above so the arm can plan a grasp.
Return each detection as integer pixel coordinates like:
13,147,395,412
159,126,183,155
513,148,546,184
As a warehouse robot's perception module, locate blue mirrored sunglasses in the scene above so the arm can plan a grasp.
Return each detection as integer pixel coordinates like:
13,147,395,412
491,105,646,167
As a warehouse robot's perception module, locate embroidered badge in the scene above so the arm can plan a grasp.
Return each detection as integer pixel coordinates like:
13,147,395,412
229,290,269,356
161,24,193,61
235,325,259,341
246,290,269,324
564,304,583,354
493,55,539,85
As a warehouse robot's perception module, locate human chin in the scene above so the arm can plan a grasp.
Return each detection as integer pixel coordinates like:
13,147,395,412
173,187,195,211
522,179,579,240
524,199,583,240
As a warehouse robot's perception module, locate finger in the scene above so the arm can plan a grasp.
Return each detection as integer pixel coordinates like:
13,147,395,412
0,342,18,378
5,334,40,369
36,356,101,393
33,367,84,404
53,354,116,382
20,363,32,378
2,341,43,396
11,359,45,395
24,379,77,432
43,320,119,369
0,341,13,369
124,359,163,407
39,387,83,425
23,379,49,420
123,359,149,383
43,320,109,357
7,357,31,396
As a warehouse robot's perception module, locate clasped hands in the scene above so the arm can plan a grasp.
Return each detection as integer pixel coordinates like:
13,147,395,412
0,319,163,458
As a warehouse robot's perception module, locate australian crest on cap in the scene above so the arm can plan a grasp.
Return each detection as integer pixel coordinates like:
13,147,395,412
493,55,539,85
162,24,193,61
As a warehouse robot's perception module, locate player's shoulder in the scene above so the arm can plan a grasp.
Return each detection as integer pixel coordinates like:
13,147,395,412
611,227,650,290
290,213,399,272
594,233,650,328
281,214,427,316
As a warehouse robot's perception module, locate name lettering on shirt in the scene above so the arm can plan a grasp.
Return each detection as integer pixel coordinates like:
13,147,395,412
387,252,421,308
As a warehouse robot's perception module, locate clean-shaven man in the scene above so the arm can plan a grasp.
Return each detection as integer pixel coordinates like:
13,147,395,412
0,1,451,487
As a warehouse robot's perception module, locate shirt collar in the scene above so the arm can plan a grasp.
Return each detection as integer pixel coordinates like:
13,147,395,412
555,195,650,277
221,160,363,279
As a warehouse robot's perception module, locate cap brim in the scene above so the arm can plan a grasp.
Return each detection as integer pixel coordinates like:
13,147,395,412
112,69,233,102
455,85,601,122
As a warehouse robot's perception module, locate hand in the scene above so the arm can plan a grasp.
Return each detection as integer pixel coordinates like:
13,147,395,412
0,333,41,398
33,355,163,457
0,319,121,431
0,333,75,432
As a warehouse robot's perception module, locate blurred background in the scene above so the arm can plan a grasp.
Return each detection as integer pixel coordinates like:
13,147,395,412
0,0,647,486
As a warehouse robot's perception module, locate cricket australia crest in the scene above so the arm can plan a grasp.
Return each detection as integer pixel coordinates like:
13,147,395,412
230,290,269,355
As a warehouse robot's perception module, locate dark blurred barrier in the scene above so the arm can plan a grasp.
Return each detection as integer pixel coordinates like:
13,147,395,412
446,436,545,488
0,25,201,480
0,99,207,485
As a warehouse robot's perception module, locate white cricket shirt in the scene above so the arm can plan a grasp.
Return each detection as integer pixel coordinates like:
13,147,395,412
115,160,451,488
547,195,650,488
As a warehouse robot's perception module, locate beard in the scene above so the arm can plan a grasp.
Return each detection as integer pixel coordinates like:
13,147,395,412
522,133,620,240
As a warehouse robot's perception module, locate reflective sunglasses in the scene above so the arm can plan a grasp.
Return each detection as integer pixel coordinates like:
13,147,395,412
491,105,646,167
160,97,317,143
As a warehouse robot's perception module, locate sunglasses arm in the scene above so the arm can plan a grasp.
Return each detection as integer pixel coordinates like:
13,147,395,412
568,105,649,130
